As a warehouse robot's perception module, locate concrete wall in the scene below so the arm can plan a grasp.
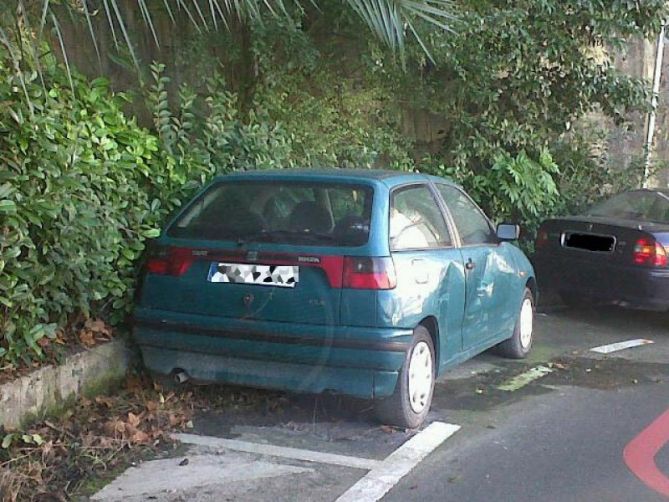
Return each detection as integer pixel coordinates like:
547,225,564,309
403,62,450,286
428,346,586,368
0,340,131,430
610,37,668,187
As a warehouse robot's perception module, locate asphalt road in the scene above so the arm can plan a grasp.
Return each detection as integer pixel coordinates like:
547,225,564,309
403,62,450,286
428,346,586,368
94,306,669,501
386,306,669,502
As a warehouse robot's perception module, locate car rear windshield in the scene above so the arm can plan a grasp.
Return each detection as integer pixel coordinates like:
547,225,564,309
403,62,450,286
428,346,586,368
585,191,669,224
168,180,374,246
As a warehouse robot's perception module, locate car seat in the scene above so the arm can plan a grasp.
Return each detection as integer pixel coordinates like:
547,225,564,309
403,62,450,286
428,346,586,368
288,201,331,233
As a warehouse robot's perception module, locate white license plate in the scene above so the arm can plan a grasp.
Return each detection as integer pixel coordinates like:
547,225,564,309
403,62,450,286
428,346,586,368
207,263,299,288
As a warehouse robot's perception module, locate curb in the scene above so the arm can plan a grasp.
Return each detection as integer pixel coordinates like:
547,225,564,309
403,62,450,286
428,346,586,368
0,339,132,430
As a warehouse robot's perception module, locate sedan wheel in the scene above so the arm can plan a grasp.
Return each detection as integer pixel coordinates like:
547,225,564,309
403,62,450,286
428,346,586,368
375,326,435,428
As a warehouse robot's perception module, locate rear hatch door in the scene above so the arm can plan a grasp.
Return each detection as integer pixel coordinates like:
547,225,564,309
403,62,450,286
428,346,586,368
139,177,376,326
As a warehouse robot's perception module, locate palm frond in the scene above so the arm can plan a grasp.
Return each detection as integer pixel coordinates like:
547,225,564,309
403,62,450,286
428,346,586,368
8,0,455,94
18,0,46,90
0,26,34,116
190,0,211,31
50,12,74,94
161,0,177,24
347,0,457,60
138,0,161,47
175,0,204,33
106,0,140,72
100,0,120,50
81,0,101,64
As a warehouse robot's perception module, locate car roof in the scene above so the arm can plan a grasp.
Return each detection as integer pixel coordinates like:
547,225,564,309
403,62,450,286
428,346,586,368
215,168,457,188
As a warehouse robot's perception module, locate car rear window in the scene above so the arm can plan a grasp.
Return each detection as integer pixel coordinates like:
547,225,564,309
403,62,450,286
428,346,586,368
168,180,373,246
585,191,669,224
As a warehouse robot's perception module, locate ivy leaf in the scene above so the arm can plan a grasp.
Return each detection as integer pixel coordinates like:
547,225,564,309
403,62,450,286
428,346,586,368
142,228,161,238
0,200,17,214
2,434,15,449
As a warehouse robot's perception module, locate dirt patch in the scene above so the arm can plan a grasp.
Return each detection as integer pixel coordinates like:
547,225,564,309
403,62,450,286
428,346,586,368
431,363,552,413
542,357,668,389
0,373,252,501
432,356,669,414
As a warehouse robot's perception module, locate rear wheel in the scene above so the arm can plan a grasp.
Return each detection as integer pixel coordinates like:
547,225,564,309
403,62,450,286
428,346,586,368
496,288,534,359
375,325,435,428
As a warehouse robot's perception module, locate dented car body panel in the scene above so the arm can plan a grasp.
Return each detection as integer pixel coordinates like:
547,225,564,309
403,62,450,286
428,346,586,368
133,169,536,398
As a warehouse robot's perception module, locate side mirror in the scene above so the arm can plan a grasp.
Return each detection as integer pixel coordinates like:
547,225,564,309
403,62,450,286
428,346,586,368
496,223,520,241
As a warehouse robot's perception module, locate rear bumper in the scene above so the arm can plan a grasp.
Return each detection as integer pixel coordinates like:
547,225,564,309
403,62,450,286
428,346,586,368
132,307,412,398
534,253,669,311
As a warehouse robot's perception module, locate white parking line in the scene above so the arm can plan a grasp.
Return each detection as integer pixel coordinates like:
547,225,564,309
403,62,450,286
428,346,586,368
335,422,461,502
590,339,654,354
174,433,382,470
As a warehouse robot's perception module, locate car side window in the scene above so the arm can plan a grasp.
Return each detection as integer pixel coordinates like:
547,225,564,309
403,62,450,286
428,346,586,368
437,184,496,246
390,185,451,250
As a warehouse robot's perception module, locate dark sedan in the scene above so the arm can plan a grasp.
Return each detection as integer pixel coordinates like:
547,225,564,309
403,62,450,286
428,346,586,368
534,189,669,311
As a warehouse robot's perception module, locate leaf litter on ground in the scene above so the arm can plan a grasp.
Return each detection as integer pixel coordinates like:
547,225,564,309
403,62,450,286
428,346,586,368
0,371,280,501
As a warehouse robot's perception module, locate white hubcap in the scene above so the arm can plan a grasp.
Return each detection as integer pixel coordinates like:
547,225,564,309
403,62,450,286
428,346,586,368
408,341,433,414
519,298,533,349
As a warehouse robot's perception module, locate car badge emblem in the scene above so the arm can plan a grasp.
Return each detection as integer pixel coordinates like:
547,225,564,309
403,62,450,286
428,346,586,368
587,223,593,231
246,251,259,262
243,294,254,307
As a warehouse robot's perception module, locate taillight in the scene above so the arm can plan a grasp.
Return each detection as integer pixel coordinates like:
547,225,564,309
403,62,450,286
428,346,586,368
145,247,194,276
633,238,667,267
342,257,396,290
535,228,549,250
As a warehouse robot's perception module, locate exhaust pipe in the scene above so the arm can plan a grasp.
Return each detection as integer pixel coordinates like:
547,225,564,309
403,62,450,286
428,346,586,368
174,370,189,384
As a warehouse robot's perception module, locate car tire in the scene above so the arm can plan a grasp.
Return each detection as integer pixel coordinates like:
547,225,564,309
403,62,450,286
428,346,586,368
374,325,435,429
496,288,534,359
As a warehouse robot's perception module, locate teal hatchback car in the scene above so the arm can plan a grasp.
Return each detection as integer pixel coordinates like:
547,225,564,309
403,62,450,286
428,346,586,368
134,169,537,427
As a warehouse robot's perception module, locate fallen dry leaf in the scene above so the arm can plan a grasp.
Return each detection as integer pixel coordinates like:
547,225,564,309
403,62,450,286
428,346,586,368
131,430,150,444
95,396,114,408
78,329,96,347
127,412,141,428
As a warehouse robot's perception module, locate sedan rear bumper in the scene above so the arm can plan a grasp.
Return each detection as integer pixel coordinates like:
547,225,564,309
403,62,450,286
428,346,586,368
534,253,669,311
132,307,412,398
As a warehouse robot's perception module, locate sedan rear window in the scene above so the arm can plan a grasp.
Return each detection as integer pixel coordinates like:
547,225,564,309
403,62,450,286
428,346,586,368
168,181,373,246
586,191,669,224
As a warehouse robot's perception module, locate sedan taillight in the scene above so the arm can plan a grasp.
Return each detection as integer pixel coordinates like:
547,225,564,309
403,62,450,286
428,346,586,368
632,238,667,267
145,247,194,276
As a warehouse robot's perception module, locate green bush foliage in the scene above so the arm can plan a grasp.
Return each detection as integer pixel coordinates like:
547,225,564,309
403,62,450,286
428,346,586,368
424,149,561,249
0,49,301,365
2,0,667,365
0,49,167,363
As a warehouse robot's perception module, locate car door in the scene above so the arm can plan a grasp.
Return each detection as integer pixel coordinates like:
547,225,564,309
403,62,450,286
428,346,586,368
383,184,466,365
435,184,518,349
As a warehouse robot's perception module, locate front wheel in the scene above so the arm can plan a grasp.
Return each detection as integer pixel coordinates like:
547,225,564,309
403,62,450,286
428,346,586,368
496,288,534,359
374,325,435,428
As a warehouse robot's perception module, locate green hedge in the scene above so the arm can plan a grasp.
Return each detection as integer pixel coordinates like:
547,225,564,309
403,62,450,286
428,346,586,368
0,47,313,365
0,53,172,363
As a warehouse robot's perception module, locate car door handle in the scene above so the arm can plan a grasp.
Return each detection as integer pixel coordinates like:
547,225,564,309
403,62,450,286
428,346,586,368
465,258,475,270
